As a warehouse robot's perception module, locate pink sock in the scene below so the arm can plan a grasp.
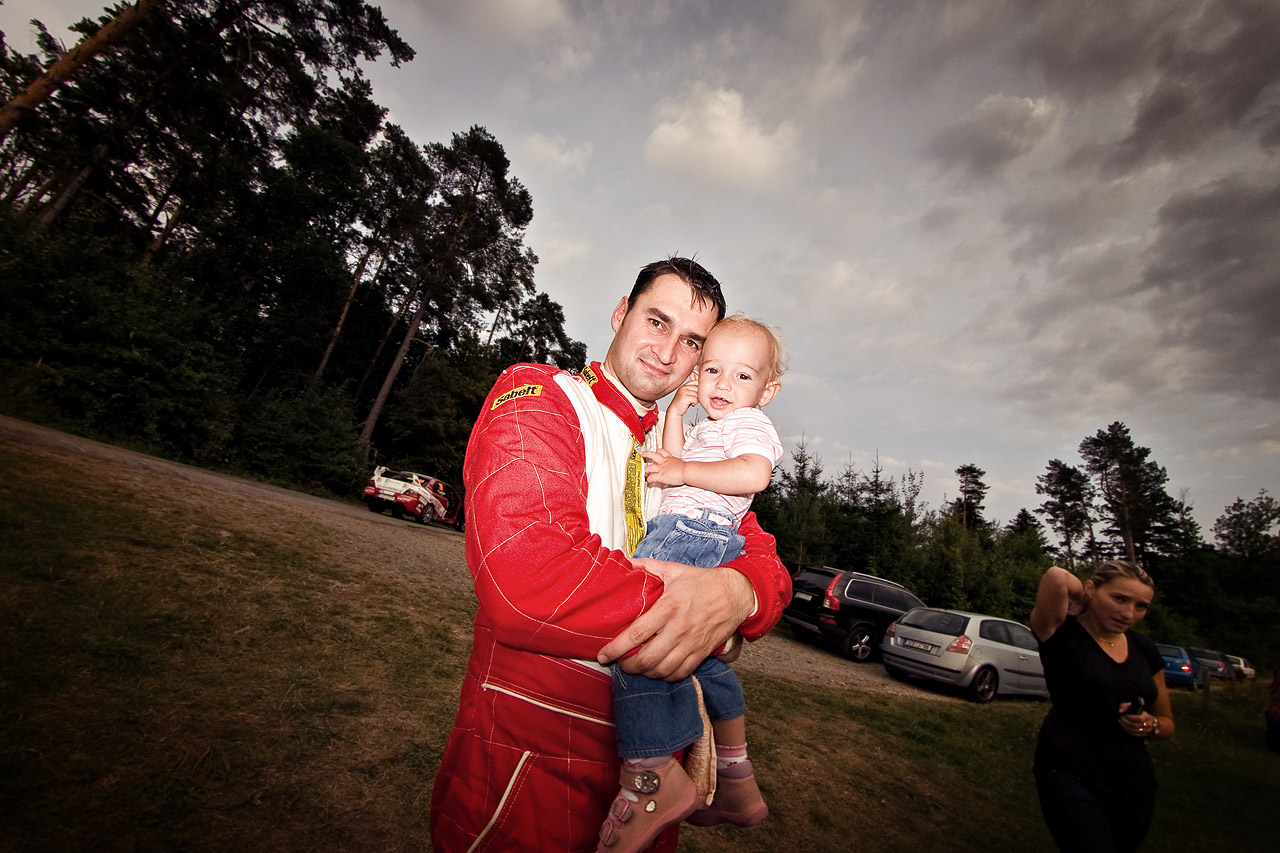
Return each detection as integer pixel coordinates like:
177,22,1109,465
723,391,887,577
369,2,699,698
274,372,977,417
717,743,747,771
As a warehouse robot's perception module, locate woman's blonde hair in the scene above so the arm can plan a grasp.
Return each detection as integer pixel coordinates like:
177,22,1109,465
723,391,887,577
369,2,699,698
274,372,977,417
715,314,790,384
1089,559,1155,590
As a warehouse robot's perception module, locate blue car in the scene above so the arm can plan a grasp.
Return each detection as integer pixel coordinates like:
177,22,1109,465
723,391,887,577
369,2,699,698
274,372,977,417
1157,643,1206,691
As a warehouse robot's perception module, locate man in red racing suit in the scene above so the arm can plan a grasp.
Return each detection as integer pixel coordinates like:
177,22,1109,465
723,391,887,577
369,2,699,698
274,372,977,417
430,260,791,852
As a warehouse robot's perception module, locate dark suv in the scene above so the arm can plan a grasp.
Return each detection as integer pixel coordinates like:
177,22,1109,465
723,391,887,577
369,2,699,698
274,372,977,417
1188,647,1234,681
782,567,925,662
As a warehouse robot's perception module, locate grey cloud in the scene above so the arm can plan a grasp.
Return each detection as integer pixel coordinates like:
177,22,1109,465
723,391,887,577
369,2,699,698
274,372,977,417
919,202,963,232
925,94,1058,180
1012,1,1167,97
1105,0,1280,174
1002,182,1132,262
1001,1,1280,177
1141,175,1280,398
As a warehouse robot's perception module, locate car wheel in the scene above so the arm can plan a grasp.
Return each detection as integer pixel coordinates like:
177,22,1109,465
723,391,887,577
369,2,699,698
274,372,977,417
884,663,909,681
366,500,384,513
967,666,998,703
841,622,875,662
418,505,436,525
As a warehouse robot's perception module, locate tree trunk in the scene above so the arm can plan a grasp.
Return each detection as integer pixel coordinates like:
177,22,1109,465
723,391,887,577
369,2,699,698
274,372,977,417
0,0,164,143
315,245,378,381
37,160,96,225
16,171,62,213
143,198,183,263
358,202,473,444
359,290,431,445
354,289,414,401
1116,473,1138,563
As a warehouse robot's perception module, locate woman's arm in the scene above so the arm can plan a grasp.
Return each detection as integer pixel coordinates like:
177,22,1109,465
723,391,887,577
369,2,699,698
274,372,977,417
1146,671,1175,740
1029,565,1086,642
1118,671,1176,741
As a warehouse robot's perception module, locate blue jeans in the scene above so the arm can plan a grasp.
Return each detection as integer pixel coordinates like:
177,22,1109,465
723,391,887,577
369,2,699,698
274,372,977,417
1034,766,1155,853
630,510,745,568
612,656,746,758
611,511,747,759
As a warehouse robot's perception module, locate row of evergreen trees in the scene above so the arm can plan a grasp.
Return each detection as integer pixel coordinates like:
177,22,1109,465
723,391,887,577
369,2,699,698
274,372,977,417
3,3,1275,668
754,429,1279,669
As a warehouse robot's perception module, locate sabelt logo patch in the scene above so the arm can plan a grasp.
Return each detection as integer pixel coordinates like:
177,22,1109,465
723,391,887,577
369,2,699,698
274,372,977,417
492,383,543,409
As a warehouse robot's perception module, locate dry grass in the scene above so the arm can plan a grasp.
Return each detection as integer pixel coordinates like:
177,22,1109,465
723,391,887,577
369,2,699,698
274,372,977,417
0,440,470,852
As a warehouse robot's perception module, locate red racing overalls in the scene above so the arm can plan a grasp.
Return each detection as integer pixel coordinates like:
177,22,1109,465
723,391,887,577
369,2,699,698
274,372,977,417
430,362,791,852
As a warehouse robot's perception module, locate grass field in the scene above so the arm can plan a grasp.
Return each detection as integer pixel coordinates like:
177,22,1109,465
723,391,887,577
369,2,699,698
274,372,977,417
1,435,1275,852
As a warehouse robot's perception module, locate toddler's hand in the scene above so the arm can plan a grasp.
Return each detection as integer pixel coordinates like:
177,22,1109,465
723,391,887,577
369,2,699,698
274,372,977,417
640,449,685,488
668,375,699,415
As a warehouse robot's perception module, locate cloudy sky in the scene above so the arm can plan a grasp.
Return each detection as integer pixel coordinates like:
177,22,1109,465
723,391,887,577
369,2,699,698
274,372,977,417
5,0,1279,536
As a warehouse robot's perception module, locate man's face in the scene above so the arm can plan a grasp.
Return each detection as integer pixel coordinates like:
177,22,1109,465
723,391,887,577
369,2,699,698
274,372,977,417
603,273,719,406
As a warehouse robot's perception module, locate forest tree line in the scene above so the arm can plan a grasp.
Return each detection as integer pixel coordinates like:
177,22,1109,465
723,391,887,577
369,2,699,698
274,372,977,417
3,2,1276,668
1,0,584,494
754,427,1280,669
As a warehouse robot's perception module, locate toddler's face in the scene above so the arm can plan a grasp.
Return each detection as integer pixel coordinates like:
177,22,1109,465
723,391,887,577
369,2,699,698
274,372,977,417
694,324,779,419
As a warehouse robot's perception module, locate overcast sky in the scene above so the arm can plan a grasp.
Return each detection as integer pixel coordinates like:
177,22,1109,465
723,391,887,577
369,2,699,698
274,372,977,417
5,0,1279,537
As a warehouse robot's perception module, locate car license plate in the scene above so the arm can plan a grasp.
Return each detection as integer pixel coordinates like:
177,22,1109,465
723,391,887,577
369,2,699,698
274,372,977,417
903,639,932,652
793,592,813,602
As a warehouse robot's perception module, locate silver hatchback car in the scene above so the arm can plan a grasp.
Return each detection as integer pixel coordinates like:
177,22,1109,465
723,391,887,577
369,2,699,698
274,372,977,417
880,608,1048,703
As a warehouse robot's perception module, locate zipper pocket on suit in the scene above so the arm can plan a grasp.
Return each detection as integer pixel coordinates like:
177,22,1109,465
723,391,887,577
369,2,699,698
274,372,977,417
481,681,614,727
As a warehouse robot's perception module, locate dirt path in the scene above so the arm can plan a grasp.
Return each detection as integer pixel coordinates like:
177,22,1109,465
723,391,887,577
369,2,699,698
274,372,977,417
0,415,935,700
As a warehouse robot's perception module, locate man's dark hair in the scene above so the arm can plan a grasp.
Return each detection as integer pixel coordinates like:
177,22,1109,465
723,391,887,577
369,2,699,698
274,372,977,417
630,257,727,321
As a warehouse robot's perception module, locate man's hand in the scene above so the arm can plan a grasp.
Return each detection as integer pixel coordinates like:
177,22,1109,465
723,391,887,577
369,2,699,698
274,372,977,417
597,559,755,681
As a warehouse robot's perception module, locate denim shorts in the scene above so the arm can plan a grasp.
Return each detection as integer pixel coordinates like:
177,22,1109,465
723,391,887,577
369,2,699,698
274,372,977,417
631,510,744,568
612,656,746,758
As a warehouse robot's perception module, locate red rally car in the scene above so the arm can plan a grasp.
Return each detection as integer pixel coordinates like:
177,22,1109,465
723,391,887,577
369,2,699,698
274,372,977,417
361,466,464,530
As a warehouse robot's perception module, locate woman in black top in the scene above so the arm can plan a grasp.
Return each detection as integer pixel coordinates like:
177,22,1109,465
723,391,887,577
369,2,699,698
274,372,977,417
1028,561,1175,852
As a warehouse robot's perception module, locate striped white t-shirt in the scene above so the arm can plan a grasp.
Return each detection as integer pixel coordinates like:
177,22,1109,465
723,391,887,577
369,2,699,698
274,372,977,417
657,406,783,526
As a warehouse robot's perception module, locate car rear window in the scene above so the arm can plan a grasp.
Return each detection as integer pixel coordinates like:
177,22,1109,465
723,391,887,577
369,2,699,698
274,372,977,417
1005,623,1039,651
845,579,874,601
1157,644,1181,657
874,587,912,610
978,620,1010,644
900,610,967,635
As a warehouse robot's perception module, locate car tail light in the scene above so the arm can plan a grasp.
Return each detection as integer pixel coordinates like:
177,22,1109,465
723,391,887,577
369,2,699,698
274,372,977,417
1179,664,1191,674
946,635,972,654
822,577,841,611
884,621,897,639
